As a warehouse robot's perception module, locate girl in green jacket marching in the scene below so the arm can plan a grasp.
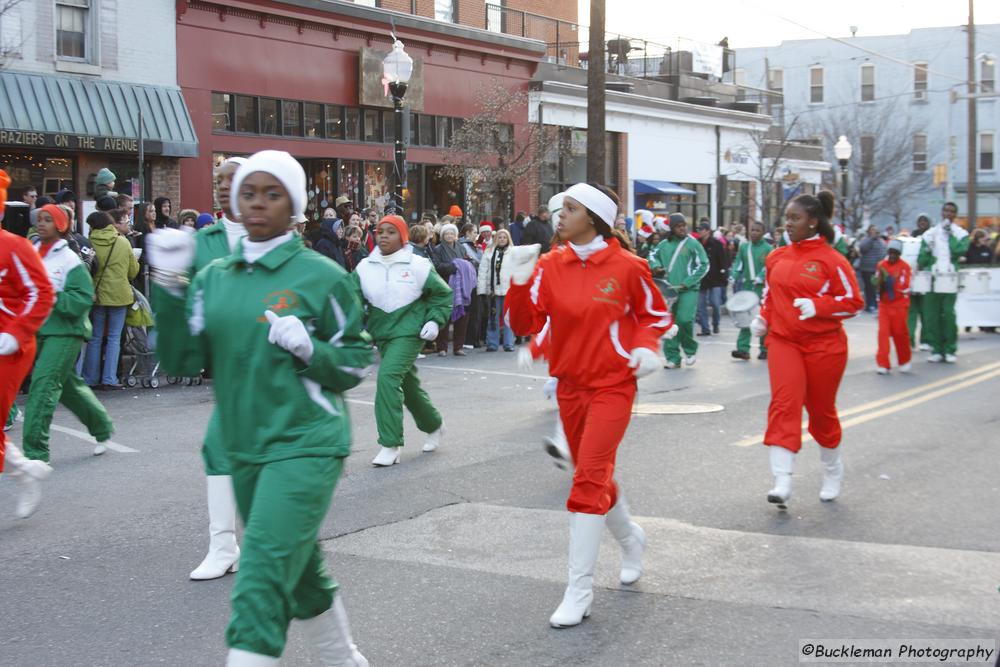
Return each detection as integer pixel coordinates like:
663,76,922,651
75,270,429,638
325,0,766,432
22,205,115,464
351,215,453,467
188,156,248,583
730,220,772,361
648,213,709,368
147,150,373,666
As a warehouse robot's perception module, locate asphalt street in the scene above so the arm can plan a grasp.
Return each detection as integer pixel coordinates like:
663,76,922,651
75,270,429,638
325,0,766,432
1,312,998,667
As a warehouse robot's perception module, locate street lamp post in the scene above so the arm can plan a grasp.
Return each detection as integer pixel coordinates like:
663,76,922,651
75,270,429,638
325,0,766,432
382,40,414,214
834,135,853,232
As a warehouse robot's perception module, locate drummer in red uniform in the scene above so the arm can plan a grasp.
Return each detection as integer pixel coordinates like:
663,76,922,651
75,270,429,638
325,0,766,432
874,239,912,374
750,191,863,508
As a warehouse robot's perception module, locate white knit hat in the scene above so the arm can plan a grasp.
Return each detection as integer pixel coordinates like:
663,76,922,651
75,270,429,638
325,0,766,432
230,150,307,224
440,223,459,238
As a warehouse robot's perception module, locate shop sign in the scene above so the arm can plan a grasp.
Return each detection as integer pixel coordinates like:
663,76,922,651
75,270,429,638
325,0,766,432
0,130,156,154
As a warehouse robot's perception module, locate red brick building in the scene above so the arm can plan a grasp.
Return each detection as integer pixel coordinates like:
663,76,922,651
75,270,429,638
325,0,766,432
176,0,547,224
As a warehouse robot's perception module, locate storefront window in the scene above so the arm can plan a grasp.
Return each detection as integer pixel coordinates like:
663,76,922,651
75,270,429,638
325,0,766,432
720,180,750,227
260,98,279,135
419,115,434,147
304,103,322,138
212,93,232,132
0,154,74,199
424,165,463,220
383,110,395,144
235,95,257,133
363,109,380,143
403,162,422,222
325,105,344,140
283,101,302,137
364,162,391,211
344,108,361,142
539,127,620,204
339,160,362,206
303,160,337,221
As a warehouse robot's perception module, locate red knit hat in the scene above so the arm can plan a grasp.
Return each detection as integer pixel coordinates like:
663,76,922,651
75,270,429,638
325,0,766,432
378,214,409,245
39,204,70,233
448,205,463,217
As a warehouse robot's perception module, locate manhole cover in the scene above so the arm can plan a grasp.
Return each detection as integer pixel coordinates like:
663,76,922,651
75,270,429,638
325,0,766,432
633,402,725,415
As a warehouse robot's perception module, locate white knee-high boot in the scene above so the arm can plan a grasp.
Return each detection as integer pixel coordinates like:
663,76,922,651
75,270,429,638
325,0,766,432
225,648,279,666
4,442,52,519
819,447,844,501
190,475,240,580
543,412,571,470
767,445,795,508
298,595,369,666
605,495,646,585
549,512,605,628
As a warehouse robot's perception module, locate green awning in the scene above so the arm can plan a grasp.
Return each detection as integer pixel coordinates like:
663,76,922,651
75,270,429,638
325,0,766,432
0,72,198,157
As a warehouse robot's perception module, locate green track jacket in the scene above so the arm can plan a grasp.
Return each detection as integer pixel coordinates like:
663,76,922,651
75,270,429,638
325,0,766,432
152,236,374,463
731,239,772,286
350,245,453,342
36,239,94,339
194,222,235,272
647,236,709,290
917,223,971,272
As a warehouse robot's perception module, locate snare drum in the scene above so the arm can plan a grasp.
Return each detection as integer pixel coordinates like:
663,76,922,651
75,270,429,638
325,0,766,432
932,272,959,294
959,270,991,295
911,271,932,294
727,290,761,329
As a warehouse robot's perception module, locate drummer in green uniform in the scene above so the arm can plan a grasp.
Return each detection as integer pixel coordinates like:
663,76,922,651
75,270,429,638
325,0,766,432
648,213,709,368
730,221,772,361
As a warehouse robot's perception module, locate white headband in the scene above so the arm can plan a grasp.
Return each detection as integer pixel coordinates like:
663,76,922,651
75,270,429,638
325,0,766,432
563,183,618,227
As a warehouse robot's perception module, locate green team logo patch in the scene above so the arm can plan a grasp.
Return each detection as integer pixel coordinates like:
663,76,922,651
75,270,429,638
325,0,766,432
593,277,622,305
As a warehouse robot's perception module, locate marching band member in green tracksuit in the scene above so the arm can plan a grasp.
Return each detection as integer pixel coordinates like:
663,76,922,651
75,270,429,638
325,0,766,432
648,213,709,368
917,202,969,363
148,150,373,666
730,221,772,361
188,156,249,582
22,205,114,464
351,215,453,467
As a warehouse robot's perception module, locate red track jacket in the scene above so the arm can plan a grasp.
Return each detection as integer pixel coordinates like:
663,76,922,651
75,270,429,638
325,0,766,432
875,258,911,307
0,229,54,348
506,238,672,388
760,237,863,339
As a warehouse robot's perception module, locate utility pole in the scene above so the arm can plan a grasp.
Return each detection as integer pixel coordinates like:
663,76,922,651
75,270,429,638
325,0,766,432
967,0,977,228
586,0,606,183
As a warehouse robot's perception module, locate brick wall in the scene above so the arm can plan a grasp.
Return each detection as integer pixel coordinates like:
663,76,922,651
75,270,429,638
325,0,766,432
362,0,577,33
616,132,628,208
151,159,181,208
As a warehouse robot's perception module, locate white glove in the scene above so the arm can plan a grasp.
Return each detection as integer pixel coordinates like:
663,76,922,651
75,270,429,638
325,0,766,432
750,317,768,337
419,321,439,341
509,244,541,285
264,310,314,363
0,332,19,356
517,346,534,371
793,298,817,320
627,347,660,378
663,324,679,340
146,228,196,295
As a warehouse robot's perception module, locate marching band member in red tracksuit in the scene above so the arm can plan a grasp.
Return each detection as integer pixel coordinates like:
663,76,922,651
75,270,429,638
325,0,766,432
750,191,863,509
0,169,57,518
505,182,676,628
874,239,912,375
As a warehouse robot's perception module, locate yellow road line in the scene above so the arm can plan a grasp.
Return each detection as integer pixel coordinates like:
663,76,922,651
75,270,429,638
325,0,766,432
733,364,1000,447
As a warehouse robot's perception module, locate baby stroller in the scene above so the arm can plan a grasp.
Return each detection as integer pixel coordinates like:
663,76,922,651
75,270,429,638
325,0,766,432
121,289,161,388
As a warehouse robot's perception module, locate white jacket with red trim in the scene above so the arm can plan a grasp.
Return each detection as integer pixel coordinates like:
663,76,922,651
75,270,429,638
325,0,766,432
0,229,54,348
505,238,672,388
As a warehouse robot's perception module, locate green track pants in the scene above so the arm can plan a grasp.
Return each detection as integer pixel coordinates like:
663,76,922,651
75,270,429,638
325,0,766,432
202,409,231,476
736,285,767,354
22,335,113,462
374,336,443,448
226,456,343,658
921,292,958,355
662,289,699,364
908,293,927,347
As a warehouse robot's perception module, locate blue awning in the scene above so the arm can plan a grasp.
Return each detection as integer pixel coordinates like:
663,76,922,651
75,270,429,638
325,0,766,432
634,180,696,196
0,72,198,157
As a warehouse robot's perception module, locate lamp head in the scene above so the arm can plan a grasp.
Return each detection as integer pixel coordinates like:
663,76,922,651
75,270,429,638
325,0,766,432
383,40,414,85
834,135,853,163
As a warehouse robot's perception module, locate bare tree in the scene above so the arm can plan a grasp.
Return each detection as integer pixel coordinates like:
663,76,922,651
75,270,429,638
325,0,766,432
439,80,549,225
733,116,802,228
806,100,927,231
0,0,26,69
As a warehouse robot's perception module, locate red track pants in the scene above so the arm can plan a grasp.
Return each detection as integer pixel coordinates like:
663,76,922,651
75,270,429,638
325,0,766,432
0,339,37,473
876,302,911,369
764,332,847,454
557,379,636,515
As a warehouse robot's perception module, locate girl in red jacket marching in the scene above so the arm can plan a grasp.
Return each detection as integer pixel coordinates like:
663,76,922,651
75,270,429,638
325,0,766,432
505,182,676,628
751,191,863,508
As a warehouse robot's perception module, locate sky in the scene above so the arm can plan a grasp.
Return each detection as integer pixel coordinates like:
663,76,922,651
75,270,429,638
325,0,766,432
579,1,1000,50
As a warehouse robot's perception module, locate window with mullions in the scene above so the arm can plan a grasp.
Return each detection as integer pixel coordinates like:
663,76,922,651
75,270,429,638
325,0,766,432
325,105,344,140
860,63,875,102
344,108,360,142
235,96,258,133
283,101,302,137
56,0,89,60
436,117,450,148
383,110,395,144
363,109,381,142
211,93,232,132
304,103,322,138
260,98,279,135
419,114,434,146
